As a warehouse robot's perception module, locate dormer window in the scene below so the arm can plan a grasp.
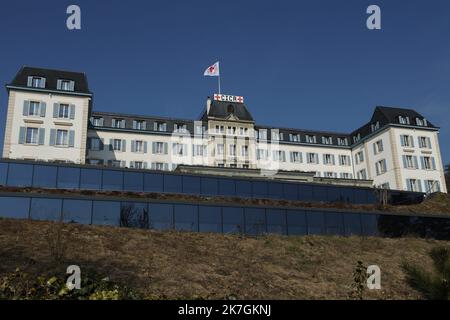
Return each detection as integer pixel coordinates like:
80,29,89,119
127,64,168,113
398,115,410,125
271,130,283,141
415,118,427,126
91,117,104,126
337,137,348,146
57,79,75,91
112,118,125,129
27,76,46,89
133,120,146,130
305,135,316,144
322,136,333,145
174,123,187,133
154,121,167,132
256,129,267,140
289,133,300,142
371,121,380,132
353,133,361,143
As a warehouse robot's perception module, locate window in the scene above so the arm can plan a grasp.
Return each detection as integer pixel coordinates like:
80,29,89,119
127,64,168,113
400,135,414,147
337,137,348,146
229,164,237,168
239,127,248,136
195,125,205,135
28,101,41,116
357,169,367,180
193,145,206,157
58,79,74,91
256,129,267,140
90,138,103,151
425,180,440,193
415,118,427,126
289,133,300,142
134,140,144,153
216,144,224,155
215,125,225,134
379,182,390,190
421,156,435,170
58,104,70,118
227,126,236,135
406,179,422,192
306,152,319,164
217,163,225,167
241,145,249,157
376,159,387,175
340,172,352,179
271,130,283,141
152,142,167,154
242,164,249,169
355,151,364,164
322,136,333,145
229,144,236,156
353,133,361,143
373,140,384,154
324,172,336,178
290,151,302,163
92,117,103,126
155,122,167,132
108,160,122,168
112,119,125,129
28,76,46,88
174,123,187,133
25,128,39,144
399,115,410,125
339,155,350,166
133,120,146,130
418,136,431,149
56,129,69,146
256,149,268,160
152,162,168,171
112,139,122,151
323,154,335,165
172,143,187,156
371,122,380,132
272,150,286,162
305,135,316,143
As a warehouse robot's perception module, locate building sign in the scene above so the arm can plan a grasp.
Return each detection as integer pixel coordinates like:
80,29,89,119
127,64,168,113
213,94,244,104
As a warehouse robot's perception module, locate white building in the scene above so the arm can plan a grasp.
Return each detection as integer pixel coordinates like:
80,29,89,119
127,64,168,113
2,66,447,193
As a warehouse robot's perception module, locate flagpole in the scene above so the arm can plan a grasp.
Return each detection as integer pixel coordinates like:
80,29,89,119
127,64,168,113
218,75,221,94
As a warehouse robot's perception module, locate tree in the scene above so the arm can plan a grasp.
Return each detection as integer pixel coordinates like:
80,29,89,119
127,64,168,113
402,246,450,300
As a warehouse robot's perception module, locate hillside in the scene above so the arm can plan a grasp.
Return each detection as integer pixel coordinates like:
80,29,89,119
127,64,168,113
0,218,449,299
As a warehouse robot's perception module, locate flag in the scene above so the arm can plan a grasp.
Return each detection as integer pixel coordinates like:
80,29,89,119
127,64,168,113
204,61,220,76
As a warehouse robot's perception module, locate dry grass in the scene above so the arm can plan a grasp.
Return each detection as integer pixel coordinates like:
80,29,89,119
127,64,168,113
0,218,449,299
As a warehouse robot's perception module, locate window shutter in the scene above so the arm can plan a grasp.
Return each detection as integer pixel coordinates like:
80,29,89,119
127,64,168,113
153,122,157,131
121,120,126,128
143,141,148,153
18,127,26,144
69,81,75,91
100,139,104,150
143,121,147,130
69,105,75,119
323,154,326,164
38,128,45,145
99,118,104,126
23,101,30,116
109,139,113,151
49,129,56,146
410,136,415,148
406,179,411,191
130,161,135,168
68,130,75,147
436,181,441,192
41,78,46,88
27,77,33,87
400,136,405,147
413,156,419,169
289,152,293,162
53,103,59,118
131,140,135,152
152,142,156,154
164,143,168,154
332,155,336,165
164,163,169,171
427,138,431,148
40,102,46,117
132,121,136,130
402,155,407,169
380,140,384,151
431,157,436,170
87,137,92,150
299,152,303,163
420,156,425,169
373,143,377,155
57,80,62,90
417,180,423,192
375,163,380,176
121,140,126,152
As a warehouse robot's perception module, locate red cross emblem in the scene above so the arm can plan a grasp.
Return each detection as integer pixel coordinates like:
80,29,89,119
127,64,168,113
236,96,243,103
208,65,216,73
214,94,222,101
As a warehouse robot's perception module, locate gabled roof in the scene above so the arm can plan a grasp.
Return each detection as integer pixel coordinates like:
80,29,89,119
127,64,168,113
201,100,254,122
8,66,91,95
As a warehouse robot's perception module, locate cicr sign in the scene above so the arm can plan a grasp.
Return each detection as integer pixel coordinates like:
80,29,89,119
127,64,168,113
213,94,244,104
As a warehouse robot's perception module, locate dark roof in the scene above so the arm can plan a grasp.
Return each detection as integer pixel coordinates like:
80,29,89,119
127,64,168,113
8,66,91,95
202,100,254,122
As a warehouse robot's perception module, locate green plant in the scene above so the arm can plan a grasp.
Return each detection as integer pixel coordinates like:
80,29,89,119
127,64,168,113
349,261,367,300
402,246,450,300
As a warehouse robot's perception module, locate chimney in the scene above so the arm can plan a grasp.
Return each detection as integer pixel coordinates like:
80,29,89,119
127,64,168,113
206,96,212,114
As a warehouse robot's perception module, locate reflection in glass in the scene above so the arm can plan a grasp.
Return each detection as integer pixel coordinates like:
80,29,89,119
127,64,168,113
30,198,62,221
222,207,244,234
306,211,325,235
120,202,148,228
286,210,307,235
123,172,143,192
92,201,121,226
62,199,92,224
33,165,57,188
182,176,201,194
102,170,123,191
0,196,30,219
199,206,222,233
7,163,33,187
164,174,182,193
266,209,287,235
245,208,266,235
148,203,173,230
144,173,164,192
80,169,102,190
57,167,80,189
174,204,198,231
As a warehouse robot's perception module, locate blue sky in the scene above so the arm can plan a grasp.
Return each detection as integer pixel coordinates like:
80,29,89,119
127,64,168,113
1,0,450,163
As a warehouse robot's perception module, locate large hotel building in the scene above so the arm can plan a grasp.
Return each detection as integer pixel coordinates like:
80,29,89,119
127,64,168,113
2,66,447,193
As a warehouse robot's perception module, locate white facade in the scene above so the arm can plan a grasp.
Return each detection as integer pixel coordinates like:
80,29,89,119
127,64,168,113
2,67,447,193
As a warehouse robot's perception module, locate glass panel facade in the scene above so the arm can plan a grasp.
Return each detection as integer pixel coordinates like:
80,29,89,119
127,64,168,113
245,208,266,235
62,199,92,224
222,207,244,234
92,201,121,226
286,210,307,235
7,163,33,187
57,167,80,189
174,204,198,231
0,196,30,219
120,202,148,228
266,209,287,235
102,170,123,191
148,203,173,230
32,165,57,188
30,198,62,221
144,173,164,192
80,169,102,190
198,206,222,233
123,172,143,192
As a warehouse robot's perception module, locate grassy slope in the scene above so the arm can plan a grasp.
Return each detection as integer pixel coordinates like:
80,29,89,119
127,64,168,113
1,219,449,299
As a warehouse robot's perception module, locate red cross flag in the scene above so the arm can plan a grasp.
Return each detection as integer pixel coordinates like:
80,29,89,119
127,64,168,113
203,61,220,76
